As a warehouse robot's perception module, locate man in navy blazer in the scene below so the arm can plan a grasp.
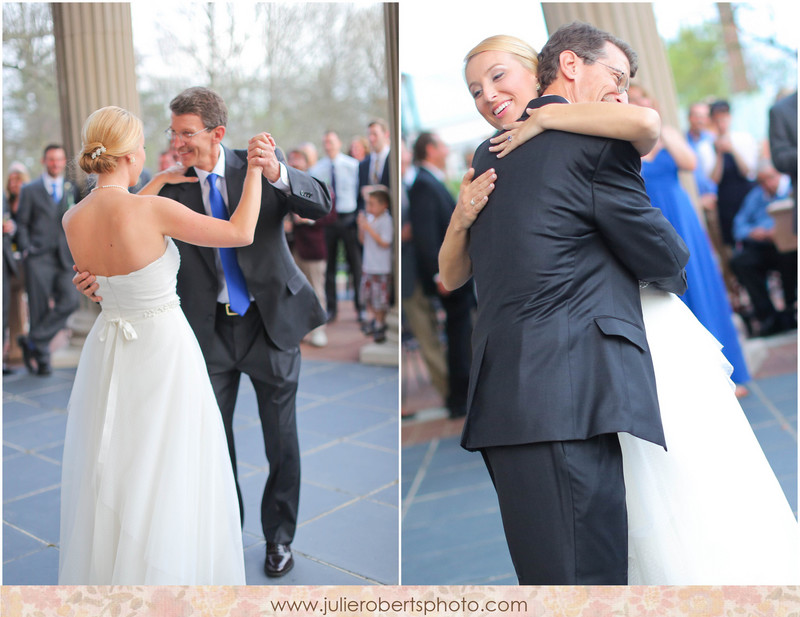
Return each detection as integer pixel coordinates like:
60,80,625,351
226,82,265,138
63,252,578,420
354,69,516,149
409,132,474,418
465,23,689,584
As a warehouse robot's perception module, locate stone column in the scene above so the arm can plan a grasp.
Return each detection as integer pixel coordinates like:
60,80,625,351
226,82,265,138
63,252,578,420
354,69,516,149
360,3,399,367
50,2,140,366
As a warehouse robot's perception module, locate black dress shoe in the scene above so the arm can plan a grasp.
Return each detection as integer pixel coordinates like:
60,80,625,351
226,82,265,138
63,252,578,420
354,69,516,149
37,360,52,376
264,542,294,577
17,335,35,374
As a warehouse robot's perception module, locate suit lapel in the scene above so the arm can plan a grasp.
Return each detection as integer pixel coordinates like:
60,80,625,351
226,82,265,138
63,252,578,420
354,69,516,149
169,165,217,276
224,145,246,215
176,166,204,214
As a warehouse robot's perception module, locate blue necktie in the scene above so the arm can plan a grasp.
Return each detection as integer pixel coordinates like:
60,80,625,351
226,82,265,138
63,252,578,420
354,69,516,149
51,182,60,203
330,159,337,210
206,173,250,315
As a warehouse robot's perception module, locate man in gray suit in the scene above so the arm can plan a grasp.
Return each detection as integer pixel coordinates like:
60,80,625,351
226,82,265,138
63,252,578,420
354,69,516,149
16,144,80,375
463,23,689,584
75,88,331,577
768,90,797,215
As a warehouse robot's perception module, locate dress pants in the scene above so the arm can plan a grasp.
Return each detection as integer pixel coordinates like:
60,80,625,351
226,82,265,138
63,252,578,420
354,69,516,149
324,214,363,316
293,250,327,340
207,302,301,545
440,285,473,415
482,434,627,585
402,284,448,400
730,240,797,323
24,251,79,361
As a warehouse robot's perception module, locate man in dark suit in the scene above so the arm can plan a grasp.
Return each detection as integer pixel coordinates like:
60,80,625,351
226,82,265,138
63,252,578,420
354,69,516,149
768,90,797,216
351,119,392,325
16,145,81,375
464,23,689,584
75,87,331,578
357,119,392,210
409,132,474,418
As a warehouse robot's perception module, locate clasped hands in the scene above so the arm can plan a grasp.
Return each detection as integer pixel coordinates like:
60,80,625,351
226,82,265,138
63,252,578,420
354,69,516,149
248,132,281,182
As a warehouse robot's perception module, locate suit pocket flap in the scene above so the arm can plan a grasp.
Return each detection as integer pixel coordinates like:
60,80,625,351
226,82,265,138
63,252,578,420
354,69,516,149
286,272,306,295
594,316,647,352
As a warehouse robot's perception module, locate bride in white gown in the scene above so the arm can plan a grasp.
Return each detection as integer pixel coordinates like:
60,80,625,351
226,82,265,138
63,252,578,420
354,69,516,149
58,106,265,584
439,34,800,584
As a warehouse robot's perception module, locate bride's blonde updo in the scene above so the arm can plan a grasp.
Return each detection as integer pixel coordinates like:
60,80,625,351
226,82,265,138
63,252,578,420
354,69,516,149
78,106,143,175
464,34,539,76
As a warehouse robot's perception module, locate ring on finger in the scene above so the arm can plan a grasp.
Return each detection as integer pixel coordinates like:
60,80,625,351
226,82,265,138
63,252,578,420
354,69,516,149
470,198,476,206
507,135,512,142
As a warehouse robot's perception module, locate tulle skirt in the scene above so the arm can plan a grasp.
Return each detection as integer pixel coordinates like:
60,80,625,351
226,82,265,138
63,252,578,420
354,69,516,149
58,306,245,584
620,289,800,584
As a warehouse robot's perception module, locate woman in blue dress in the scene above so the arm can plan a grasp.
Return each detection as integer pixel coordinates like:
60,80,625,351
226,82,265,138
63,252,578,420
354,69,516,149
628,85,751,395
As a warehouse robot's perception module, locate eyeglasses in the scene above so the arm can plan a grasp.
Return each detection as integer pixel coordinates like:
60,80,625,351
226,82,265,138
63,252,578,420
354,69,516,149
595,61,630,94
164,127,212,142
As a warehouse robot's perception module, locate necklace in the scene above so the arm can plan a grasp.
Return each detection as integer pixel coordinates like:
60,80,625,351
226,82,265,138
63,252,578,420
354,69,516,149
92,185,128,192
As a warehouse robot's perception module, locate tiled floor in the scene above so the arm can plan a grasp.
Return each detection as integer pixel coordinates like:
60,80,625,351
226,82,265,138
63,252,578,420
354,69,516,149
3,312,399,585
401,332,798,585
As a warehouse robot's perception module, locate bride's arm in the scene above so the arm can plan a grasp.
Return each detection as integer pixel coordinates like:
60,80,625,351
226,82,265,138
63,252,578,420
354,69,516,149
490,103,661,157
659,124,697,170
438,167,495,291
152,150,263,248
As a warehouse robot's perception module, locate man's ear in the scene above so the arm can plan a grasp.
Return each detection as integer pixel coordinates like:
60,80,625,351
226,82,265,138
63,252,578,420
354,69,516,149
559,50,580,82
211,125,226,144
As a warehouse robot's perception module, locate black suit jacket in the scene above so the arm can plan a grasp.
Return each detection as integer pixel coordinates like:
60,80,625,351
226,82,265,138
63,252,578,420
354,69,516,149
769,91,797,194
16,176,78,269
357,149,392,211
462,96,689,451
159,145,331,353
408,166,458,296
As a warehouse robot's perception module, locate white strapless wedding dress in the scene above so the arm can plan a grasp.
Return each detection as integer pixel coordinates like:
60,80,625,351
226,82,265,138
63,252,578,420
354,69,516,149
621,288,800,584
58,238,245,585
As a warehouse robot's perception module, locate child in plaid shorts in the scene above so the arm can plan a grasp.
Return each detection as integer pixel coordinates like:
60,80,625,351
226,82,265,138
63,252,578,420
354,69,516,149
357,188,393,342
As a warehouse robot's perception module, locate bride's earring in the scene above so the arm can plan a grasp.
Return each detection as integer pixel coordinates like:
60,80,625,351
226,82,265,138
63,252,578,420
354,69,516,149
130,156,136,164
536,82,541,92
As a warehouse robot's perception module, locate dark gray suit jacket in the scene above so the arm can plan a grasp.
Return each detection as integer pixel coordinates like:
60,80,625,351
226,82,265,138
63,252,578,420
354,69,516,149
769,91,797,194
462,96,689,452
159,145,331,354
16,176,78,269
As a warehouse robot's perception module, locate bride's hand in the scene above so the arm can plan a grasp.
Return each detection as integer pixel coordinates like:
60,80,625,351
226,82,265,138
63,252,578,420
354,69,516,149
489,108,545,158
157,164,198,185
451,167,496,231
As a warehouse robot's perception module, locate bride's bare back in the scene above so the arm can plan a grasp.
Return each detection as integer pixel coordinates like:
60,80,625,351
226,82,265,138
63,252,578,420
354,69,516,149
63,189,173,277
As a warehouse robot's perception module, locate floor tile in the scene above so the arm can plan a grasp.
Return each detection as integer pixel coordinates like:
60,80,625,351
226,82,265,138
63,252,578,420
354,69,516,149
293,499,398,584
302,441,397,496
3,488,61,546
2,546,60,585
3,454,62,501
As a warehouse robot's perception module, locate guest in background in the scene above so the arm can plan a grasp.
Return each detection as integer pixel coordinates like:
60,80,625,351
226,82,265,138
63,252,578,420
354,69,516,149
349,136,369,162
3,162,30,374
709,100,758,249
310,130,362,325
730,161,797,337
288,147,330,347
400,139,449,406
15,145,81,376
409,131,473,418
357,187,393,343
768,90,797,216
629,85,751,395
